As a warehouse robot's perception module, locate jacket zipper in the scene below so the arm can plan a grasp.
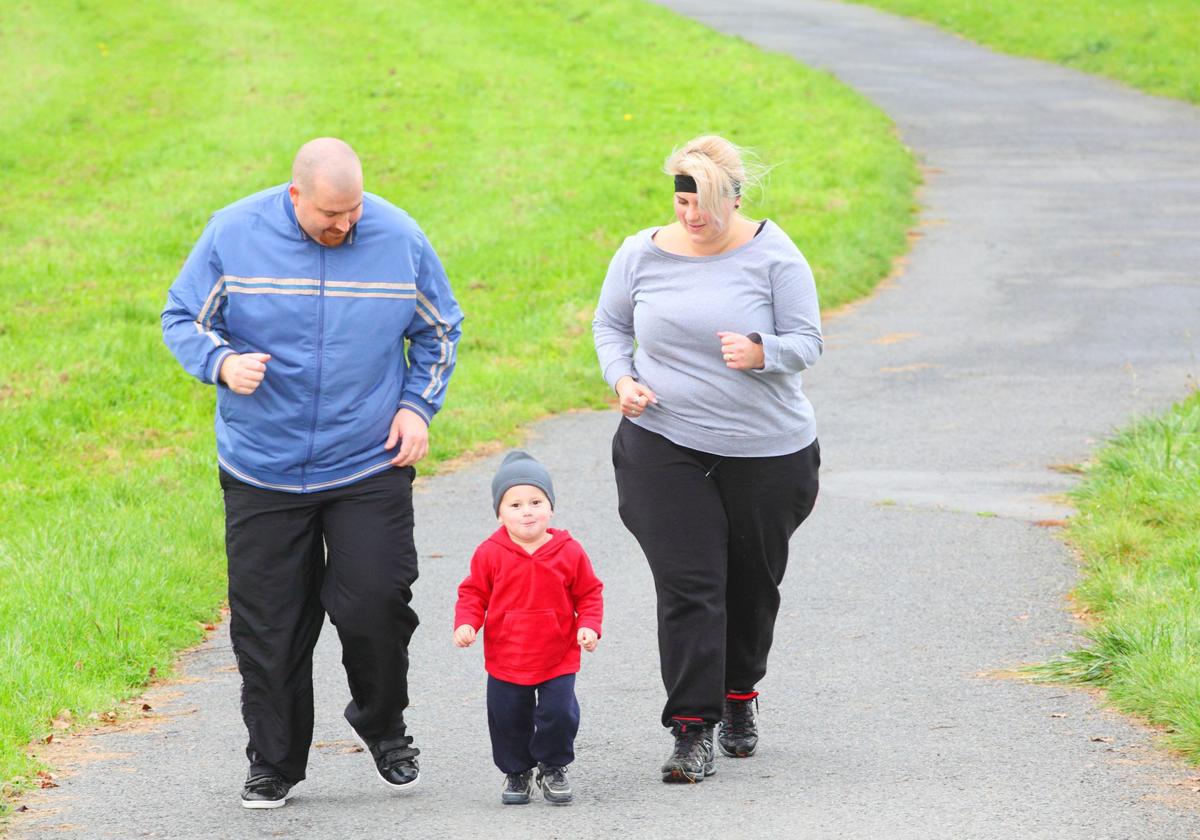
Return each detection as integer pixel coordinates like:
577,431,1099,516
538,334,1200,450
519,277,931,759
303,247,327,490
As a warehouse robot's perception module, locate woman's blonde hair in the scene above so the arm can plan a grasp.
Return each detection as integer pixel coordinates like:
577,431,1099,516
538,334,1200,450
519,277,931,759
664,135,766,230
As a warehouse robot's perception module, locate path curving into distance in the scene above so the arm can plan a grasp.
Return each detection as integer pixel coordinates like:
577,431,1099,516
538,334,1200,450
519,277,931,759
12,2,1200,838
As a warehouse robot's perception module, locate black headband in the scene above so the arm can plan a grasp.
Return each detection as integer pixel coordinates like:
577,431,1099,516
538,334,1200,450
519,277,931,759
673,174,742,197
674,174,698,193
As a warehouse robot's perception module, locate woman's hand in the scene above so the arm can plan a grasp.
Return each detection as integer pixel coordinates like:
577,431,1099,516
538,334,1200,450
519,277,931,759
453,624,477,647
615,376,657,418
717,331,765,371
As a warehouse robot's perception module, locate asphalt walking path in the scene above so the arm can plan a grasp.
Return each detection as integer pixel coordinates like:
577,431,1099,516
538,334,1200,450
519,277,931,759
13,2,1200,838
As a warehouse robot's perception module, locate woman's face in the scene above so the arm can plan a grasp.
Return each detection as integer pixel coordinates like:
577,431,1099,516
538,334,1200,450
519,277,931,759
674,192,735,245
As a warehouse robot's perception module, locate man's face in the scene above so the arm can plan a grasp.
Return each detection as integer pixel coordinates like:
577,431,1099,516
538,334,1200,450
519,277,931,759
289,178,363,247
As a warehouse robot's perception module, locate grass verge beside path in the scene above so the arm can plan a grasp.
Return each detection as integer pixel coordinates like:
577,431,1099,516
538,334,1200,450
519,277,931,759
1031,393,1200,761
851,0,1200,104
0,0,917,811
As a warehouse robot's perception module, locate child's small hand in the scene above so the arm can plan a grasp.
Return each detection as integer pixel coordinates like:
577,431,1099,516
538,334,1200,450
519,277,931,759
454,624,477,647
577,627,599,652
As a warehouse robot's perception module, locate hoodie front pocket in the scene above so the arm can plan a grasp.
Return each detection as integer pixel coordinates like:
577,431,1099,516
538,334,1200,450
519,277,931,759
498,609,566,672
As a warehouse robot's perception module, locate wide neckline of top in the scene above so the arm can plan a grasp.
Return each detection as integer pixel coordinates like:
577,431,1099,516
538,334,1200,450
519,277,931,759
645,219,772,263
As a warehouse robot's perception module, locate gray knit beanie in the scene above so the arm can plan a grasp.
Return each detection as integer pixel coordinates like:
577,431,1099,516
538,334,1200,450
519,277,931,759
491,450,555,513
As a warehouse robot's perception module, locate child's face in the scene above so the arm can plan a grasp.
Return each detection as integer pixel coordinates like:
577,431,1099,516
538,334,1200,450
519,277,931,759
497,485,553,546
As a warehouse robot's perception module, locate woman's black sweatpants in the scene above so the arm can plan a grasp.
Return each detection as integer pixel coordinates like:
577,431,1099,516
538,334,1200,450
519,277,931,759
219,466,420,784
612,419,820,727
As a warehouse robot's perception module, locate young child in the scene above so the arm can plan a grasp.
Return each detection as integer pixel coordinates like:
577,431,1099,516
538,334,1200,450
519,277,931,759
454,450,604,805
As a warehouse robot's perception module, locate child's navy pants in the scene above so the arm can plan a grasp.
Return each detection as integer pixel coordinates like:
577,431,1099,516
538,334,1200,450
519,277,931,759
487,674,579,773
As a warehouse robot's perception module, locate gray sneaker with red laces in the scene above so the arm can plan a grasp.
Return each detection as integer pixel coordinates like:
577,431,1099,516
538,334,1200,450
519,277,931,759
718,691,759,757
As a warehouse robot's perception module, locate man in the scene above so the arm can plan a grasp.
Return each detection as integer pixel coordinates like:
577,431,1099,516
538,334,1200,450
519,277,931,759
162,138,463,809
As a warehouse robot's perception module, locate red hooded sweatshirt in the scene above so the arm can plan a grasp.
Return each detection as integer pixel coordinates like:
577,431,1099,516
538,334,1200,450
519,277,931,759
455,527,604,686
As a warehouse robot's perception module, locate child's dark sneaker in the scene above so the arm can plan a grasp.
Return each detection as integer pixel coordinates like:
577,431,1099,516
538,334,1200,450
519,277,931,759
718,691,759,757
501,769,534,804
661,719,715,783
536,763,573,805
240,772,292,809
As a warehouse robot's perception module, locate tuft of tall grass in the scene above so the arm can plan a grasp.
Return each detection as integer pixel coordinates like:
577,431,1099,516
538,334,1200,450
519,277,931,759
1029,393,1200,759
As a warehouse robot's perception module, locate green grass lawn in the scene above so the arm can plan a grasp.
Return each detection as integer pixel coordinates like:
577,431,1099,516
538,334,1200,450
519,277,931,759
1032,393,1200,761
0,0,917,808
852,0,1200,104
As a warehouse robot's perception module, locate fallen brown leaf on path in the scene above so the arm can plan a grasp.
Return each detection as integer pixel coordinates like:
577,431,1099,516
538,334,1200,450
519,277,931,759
880,362,938,373
870,331,919,345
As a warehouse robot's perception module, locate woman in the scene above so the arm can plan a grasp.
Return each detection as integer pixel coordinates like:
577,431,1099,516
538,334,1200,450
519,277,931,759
593,135,821,783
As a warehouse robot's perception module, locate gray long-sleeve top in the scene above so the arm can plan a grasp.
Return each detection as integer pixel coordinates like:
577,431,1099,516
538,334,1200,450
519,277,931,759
592,221,822,457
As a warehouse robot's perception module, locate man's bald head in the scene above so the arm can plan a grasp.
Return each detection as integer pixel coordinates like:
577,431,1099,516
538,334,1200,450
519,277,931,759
291,137,363,195
288,138,364,248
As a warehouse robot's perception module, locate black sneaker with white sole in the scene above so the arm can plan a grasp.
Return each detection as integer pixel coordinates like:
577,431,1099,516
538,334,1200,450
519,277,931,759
240,772,293,809
661,719,716,783
536,763,573,805
352,729,421,791
501,769,534,805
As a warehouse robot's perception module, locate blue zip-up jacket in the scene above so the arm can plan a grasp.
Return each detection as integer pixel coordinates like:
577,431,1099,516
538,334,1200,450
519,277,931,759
162,183,463,493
